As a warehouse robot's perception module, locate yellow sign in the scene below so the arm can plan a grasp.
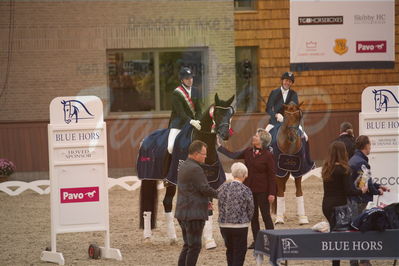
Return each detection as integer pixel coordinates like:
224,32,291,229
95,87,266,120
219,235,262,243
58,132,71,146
333,39,348,55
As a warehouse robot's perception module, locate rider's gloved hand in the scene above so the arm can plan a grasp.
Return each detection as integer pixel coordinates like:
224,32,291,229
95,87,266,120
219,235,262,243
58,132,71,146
276,113,284,123
190,119,201,130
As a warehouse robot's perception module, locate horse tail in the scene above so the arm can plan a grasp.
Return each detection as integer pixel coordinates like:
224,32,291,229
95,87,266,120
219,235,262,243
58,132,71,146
139,180,158,229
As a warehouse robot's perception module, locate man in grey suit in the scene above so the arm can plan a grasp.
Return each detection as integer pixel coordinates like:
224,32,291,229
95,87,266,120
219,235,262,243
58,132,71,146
175,140,218,266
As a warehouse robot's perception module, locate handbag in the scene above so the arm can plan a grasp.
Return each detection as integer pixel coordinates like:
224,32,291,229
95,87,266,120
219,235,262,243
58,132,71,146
331,202,353,231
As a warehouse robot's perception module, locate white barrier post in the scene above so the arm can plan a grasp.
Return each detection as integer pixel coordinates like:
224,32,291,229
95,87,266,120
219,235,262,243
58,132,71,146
359,86,399,206
41,96,122,265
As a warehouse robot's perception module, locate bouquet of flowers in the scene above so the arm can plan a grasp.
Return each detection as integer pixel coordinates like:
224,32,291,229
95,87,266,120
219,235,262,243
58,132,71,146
0,158,16,176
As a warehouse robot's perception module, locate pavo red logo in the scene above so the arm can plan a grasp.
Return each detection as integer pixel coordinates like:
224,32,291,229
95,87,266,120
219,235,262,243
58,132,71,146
356,41,386,53
60,187,99,203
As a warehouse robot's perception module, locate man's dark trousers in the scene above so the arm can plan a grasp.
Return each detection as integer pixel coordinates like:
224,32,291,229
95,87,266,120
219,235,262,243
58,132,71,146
178,219,205,266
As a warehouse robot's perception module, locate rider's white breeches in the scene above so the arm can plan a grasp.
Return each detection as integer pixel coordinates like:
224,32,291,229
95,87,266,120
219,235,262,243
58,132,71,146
167,128,181,154
299,125,308,141
265,124,274,132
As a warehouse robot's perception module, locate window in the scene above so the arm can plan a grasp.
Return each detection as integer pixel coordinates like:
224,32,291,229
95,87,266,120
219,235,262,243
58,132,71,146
235,46,259,112
234,0,256,10
107,49,205,112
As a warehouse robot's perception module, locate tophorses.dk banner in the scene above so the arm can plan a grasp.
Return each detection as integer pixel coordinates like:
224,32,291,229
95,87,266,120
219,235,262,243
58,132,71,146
290,0,395,71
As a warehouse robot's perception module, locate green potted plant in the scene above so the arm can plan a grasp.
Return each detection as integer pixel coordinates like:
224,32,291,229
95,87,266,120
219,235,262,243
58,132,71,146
0,158,16,179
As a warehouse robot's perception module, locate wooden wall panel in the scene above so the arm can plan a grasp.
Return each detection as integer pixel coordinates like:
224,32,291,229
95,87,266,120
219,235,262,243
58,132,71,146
0,111,360,174
0,122,49,171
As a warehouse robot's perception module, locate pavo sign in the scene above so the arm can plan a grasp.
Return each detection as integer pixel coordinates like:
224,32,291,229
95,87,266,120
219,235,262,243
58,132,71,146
290,0,395,71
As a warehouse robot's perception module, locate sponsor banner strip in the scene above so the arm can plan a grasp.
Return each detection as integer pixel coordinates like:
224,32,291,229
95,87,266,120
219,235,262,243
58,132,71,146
290,61,394,71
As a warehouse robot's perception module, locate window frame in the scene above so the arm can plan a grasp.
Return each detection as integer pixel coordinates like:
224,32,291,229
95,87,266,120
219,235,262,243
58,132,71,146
235,46,259,113
234,0,257,11
106,47,208,115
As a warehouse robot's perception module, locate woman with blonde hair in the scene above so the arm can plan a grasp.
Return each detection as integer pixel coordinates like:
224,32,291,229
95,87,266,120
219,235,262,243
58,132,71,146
322,141,367,266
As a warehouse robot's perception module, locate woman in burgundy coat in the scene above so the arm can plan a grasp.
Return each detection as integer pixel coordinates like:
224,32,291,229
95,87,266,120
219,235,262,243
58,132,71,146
217,128,276,249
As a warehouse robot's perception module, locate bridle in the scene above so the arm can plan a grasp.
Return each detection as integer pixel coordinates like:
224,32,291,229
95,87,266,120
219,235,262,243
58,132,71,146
284,109,302,139
209,105,235,135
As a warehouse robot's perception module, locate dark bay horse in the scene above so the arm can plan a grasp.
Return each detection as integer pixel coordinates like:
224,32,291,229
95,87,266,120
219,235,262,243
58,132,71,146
138,93,235,247
270,102,315,225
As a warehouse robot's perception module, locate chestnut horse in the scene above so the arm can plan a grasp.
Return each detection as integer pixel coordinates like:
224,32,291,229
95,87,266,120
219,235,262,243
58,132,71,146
271,102,315,225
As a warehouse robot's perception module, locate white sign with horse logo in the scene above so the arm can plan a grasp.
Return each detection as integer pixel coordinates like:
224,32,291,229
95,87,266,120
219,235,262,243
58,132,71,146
42,96,121,265
360,86,399,206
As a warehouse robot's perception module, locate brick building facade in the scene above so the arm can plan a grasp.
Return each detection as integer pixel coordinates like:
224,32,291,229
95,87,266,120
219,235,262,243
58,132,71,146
0,0,398,179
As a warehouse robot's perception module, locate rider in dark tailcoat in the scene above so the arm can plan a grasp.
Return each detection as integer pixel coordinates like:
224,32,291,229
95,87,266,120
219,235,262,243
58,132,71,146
167,66,203,154
266,72,298,127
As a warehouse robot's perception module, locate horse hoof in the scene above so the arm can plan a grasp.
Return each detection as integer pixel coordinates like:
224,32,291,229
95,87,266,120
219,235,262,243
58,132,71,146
205,239,217,250
298,215,309,225
274,216,285,225
169,238,178,245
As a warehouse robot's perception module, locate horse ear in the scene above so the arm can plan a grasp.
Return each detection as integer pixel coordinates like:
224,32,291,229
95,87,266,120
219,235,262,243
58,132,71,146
298,101,304,108
215,93,220,105
226,95,235,106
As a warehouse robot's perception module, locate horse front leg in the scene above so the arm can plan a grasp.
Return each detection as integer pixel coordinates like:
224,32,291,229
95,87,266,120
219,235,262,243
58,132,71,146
294,176,309,225
203,198,217,250
275,175,289,224
162,183,177,244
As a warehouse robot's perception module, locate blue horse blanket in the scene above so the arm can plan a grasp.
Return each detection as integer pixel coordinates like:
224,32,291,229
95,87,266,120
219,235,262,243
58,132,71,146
270,125,315,178
136,128,169,180
165,123,226,189
137,123,226,189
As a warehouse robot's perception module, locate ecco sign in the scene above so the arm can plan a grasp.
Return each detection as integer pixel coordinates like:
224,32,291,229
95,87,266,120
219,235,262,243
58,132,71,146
360,86,399,206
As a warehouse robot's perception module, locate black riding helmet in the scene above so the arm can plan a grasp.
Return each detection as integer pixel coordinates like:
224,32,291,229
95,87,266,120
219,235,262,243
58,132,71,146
179,67,194,80
281,72,295,83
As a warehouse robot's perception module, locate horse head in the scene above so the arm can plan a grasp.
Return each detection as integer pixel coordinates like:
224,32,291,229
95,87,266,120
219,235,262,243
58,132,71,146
373,89,382,112
212,93,235,140
372,89,389,112
281,101,303,146
61,100,73,124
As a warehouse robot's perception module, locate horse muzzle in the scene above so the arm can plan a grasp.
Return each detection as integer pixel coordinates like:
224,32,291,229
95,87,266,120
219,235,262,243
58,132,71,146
217,127,231,141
